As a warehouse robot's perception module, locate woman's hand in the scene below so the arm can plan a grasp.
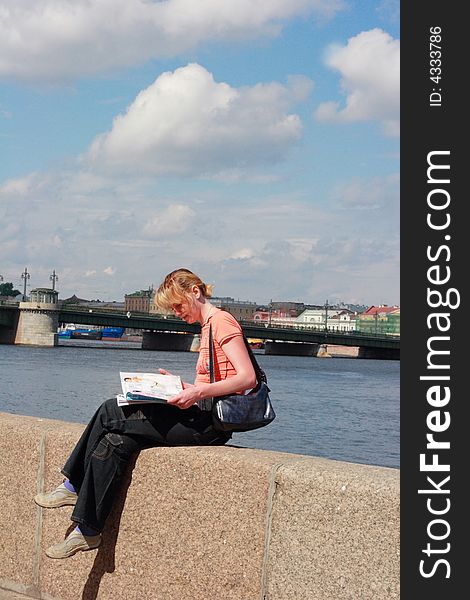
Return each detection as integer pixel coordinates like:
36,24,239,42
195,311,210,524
167,387,201,410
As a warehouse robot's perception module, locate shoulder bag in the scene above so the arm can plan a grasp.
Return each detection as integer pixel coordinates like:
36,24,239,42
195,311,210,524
209,325,276,432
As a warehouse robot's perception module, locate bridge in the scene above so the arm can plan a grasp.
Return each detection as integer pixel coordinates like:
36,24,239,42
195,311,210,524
0,304,399,358
61,307,398,349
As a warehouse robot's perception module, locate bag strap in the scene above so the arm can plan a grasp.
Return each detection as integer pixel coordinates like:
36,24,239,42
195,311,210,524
208,324,267,385
209,324,215,384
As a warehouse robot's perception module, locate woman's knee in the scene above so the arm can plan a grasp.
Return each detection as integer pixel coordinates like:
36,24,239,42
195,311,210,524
96,397,122,419
103,397,118,409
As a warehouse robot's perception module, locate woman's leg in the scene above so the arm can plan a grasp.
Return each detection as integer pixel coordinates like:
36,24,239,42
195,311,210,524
69,431,143,532
40,399,230,558
67,402,231,532
61,397,141,491
62,398,161,531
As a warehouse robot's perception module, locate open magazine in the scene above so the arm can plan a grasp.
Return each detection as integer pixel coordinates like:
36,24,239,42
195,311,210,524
117,371,183,406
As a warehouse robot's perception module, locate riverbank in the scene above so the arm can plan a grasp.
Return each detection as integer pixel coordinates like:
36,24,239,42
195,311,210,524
59,336,362,358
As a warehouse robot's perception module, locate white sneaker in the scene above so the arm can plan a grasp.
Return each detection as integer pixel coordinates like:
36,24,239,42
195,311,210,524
45,529,102,559
34,482,77,508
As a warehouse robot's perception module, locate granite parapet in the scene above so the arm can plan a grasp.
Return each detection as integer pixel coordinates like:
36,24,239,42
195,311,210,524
0,412,399,599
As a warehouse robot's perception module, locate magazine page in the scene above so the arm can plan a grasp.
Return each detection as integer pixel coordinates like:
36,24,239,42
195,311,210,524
119,372,183,403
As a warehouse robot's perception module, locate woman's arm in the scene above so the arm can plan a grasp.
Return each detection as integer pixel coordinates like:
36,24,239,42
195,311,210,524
167,335,256,409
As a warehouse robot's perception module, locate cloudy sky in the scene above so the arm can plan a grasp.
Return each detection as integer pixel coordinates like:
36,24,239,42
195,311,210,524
0,0,399,306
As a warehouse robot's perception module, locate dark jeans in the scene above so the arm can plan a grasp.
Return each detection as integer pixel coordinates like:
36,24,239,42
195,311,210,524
61,398,230,532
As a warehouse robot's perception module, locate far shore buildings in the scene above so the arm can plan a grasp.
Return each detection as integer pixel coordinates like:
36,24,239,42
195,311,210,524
251,304,400,336
254,304,357,332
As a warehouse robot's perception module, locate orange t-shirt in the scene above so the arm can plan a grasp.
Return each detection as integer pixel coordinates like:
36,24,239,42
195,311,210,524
195,308,243,384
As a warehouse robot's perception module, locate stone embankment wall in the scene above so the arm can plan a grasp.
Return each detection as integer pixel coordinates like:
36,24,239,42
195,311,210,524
324,345,360,358
0,412,399,600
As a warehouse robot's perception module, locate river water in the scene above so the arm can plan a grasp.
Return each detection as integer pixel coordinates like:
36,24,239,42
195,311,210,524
0,340,399,469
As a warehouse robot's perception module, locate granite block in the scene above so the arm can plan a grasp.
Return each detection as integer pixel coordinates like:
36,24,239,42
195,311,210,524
266,457,399,599
0,412,82,598
0,414,43,595
39,441,286,600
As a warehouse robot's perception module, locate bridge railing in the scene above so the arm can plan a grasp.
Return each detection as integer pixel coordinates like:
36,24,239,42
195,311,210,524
58,306,400,341
238,320,399,341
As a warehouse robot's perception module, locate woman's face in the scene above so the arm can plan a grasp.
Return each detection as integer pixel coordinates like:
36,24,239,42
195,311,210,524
171,288,201,323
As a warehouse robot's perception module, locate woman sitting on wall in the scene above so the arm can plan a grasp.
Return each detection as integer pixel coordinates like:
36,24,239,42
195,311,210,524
34,268,256,559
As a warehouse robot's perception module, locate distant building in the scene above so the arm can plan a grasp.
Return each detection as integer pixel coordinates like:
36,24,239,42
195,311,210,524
29,288,60,305
125,289,154,314
86,300,126,311
296,308,326,328
211,297,258,321
295,307,357,332
327,309,357,332
252,301,305,326
355,305,400,336
62,295,125,311
253,309,270,323
270,301,305,317
62,294,90,305
253,308,299,327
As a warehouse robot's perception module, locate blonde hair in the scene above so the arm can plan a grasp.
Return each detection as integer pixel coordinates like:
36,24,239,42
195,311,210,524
154,268,213,312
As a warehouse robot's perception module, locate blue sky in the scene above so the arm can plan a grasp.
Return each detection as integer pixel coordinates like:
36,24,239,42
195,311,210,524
0,0,399,306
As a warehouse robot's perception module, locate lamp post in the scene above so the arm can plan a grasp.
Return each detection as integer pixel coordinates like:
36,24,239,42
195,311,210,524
268,299,273,327
49,269,58,291
21,267,30,301
324,299,329,331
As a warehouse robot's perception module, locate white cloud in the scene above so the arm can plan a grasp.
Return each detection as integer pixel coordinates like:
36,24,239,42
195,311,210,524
86,63,308,177
0,0,344,82
333,172,400,210
315,29,399,136
142,204,196,237
211,233,399,305
0,172,49,196
0,165,398,305
0,222,22,244
229,248,256,260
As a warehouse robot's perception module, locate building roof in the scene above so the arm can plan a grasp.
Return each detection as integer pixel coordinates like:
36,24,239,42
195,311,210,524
363,305,399,316
62,294,90,304
125,290,153,297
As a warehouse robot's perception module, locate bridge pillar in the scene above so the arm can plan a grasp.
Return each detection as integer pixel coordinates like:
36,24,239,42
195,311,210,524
264,341,319,357
14,302,59,347
317,344,332,358
0,325,17,344
0,308,19,344
142,331,198,352
358,347,400,360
